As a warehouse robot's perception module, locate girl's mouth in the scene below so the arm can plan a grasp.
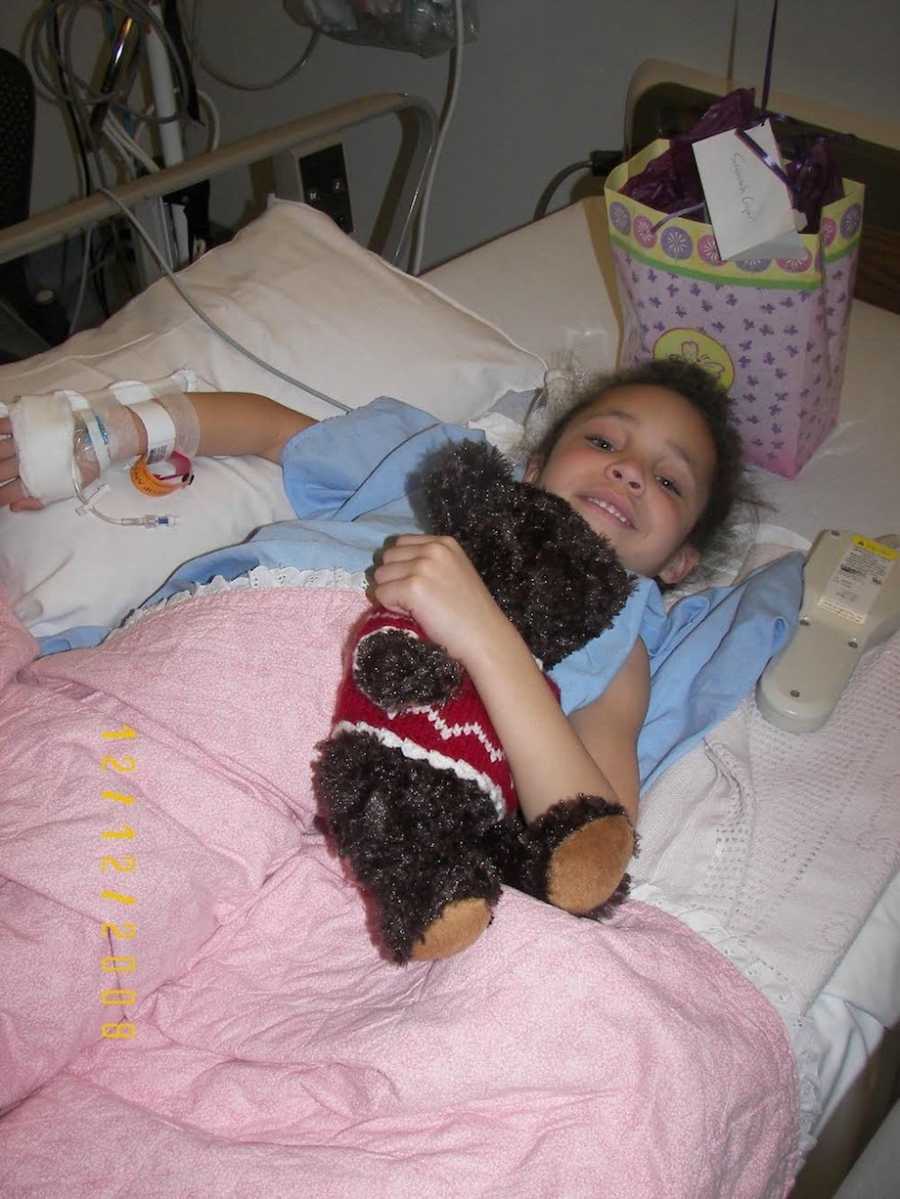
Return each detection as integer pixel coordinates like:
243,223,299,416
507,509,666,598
580,494,634,528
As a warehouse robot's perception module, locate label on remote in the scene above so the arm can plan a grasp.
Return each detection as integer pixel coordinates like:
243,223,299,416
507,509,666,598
818,536,897,624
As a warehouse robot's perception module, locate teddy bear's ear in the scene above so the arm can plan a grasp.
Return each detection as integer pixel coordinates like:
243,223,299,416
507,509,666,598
417,440,515,538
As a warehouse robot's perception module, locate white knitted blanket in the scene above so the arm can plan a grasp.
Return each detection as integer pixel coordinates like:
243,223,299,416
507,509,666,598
633,630,900,1150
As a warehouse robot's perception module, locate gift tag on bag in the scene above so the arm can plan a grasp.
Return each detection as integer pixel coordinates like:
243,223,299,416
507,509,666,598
692,120,806,262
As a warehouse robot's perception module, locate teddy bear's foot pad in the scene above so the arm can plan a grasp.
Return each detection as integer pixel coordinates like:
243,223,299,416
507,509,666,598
409,898,492,961
547,813,634,915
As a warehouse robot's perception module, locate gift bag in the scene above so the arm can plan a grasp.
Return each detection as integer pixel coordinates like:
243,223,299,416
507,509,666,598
604,138,864,478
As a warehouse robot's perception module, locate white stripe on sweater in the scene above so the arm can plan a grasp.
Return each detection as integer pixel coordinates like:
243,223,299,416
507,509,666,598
331,719,506,819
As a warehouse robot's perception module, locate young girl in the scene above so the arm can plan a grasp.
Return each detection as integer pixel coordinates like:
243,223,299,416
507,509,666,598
0,358,754,898
368,359,747,837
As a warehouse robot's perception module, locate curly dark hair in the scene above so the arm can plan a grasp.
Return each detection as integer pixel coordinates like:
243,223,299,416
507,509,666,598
529,357,761,566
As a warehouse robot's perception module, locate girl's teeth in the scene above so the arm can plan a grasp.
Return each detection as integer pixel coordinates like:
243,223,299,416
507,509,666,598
590,498,627,524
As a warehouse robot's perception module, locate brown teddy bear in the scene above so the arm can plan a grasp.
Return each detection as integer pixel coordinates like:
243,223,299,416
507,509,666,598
314,439,636,962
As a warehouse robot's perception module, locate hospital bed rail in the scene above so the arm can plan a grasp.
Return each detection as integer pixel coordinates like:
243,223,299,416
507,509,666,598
0,92,437,273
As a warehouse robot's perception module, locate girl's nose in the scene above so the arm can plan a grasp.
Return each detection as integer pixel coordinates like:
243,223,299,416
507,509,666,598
607,460,644,493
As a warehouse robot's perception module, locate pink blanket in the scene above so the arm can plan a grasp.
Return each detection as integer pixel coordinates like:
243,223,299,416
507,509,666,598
0,586,799,1197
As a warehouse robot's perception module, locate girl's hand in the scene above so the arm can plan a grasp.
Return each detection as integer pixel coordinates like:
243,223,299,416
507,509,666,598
372,534,510,668
0,418,43,511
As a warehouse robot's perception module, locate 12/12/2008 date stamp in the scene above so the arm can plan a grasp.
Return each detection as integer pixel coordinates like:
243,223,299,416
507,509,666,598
97,724,141,1040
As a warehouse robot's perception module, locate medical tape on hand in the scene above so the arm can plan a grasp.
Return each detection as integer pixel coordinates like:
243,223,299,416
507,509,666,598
68,399,112,474
107,375,201,461
97,380,176,465
109,370,198,404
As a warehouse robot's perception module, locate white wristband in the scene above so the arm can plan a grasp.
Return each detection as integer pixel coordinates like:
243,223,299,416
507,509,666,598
130,400,177,465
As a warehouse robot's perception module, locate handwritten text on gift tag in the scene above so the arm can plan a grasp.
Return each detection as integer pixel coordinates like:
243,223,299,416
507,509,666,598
691,120,806,262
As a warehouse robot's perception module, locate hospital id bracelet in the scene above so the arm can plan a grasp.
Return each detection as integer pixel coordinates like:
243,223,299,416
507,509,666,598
129,451,194,498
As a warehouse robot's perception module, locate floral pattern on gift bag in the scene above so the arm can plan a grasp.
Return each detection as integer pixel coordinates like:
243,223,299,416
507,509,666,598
605,139,864,478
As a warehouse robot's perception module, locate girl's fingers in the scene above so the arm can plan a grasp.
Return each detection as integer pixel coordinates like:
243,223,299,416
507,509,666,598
0,478,36,509
376,545,426,567
371,560,415,585
388,533,434,547
371,579,420,618
379,536,460,568
372,565,435,602
372,577,407,603
375,547,461,587
382,534,459,555
0,420,44,508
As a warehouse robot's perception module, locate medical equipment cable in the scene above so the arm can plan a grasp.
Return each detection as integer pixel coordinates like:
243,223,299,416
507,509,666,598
408,0,465,276
196,90,221,151
30,1,193,134
68,412,179,529
533,161,591,223
46,5,114,323
183,0,321,92
104,114,162,178
64,87,128,335
100,91,221,225
35,5,130,326
533,151,622,223
30,1,210,329
48,6,109,318
66,224,96,338
96,188,352,415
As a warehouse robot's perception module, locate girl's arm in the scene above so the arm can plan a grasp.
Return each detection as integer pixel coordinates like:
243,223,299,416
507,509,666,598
568,638,648,823
0,392,317,510
372,535,649,823
181,392,317,462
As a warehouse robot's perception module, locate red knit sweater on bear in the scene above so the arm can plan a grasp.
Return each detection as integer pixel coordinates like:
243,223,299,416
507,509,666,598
331,609,560,818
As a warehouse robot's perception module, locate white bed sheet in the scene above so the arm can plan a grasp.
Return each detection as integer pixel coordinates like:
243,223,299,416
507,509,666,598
425,199,900,1152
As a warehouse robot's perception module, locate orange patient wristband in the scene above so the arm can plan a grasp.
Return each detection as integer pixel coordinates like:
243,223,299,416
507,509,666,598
129,451,194,497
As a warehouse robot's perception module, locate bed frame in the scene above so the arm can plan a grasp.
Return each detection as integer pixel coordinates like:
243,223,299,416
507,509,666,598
0,92,436,278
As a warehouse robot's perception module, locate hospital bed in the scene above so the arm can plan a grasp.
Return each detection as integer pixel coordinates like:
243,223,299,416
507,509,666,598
0,65,897,1199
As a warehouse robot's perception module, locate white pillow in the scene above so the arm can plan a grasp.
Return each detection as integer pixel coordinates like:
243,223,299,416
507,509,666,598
0,200,546,637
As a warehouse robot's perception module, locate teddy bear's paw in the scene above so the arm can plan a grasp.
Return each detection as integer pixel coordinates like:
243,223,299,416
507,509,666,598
409,898,492,961
546,812,634,914
355,628,463,711
522,795,637,917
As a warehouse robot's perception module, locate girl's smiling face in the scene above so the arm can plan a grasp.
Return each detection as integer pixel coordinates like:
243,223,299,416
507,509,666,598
527,384,717,583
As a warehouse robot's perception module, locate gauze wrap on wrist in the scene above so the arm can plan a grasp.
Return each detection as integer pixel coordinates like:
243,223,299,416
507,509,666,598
8,393,76,504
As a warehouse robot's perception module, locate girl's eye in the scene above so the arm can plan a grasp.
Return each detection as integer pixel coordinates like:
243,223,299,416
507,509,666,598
657,475,682,496
587,435,614,451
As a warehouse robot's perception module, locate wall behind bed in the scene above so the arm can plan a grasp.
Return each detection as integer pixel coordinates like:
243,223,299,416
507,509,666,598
7,0,900,272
